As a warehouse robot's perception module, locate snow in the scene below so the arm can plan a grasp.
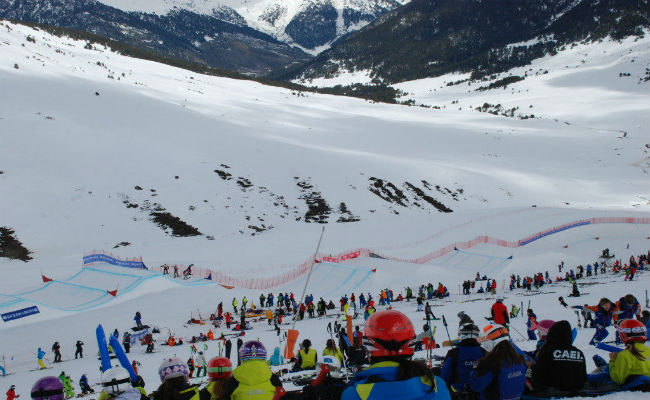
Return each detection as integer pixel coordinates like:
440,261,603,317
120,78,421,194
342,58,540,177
0,20,649,399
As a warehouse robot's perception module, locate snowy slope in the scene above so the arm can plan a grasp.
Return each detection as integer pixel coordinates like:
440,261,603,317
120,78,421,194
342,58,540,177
0,20,649,399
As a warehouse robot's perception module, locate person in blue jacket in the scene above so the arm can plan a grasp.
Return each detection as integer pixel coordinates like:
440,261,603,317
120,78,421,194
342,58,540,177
470,324,527,400
341,309,450,400
526,309,537,341
441,323,485,398
574,298,615,345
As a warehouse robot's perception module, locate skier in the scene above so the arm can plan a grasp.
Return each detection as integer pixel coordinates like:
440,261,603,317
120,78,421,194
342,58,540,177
173,265,179,278
35,347,47,369
134,311,143,329
416,295,424,312
457,311,474,326
424,302,439,321
300,355,347,400
122,332,131,354
558,296,568,308
151,358,199,400
232,298,238,315
526,309,538,340
340,310,450,399
440,323,485,397
58,371,74,399
528,320,586,394
30,377,64,400
223,341,283,399
131,360,140,376
490,298,509,328
6,385,19,400
196,351,208,377
144,333,154,353
294,339,318,371
74,340,84,359
575,297,615,345
187,357,195,378
52,342,62,363
259,294,265,308
200,357,232,400
469,325,527,400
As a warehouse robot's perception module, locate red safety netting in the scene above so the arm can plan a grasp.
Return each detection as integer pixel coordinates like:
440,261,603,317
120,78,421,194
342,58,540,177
97,216,650,290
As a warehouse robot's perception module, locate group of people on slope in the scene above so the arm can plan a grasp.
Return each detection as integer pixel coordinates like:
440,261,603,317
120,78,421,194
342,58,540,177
21,307,650,400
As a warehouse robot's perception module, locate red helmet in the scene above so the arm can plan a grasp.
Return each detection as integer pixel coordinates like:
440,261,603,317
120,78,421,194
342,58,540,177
618,319,646,344
364,310,415,357
207,357,232,380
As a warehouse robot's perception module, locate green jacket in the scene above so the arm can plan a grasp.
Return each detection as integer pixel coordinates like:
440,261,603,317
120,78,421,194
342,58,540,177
230,360,277,400
609,343,650,385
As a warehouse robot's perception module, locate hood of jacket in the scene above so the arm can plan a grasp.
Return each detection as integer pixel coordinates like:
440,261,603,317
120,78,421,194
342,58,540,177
232,360,272,386
546,320,572,346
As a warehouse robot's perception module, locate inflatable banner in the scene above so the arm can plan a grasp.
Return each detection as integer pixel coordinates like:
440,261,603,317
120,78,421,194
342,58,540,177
1,305,39,322
84,253,146,269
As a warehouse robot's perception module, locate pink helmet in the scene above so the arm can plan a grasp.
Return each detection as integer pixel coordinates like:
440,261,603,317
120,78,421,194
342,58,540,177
536,320,555,340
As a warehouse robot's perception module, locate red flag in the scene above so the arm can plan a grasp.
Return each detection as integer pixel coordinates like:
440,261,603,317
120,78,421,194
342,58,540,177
371,268,377,273
219,284,235,289
314,260,321,263
107,289,118,297
42,275,52,283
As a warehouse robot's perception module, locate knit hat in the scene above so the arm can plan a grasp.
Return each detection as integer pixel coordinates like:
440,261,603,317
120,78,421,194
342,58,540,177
158,358,189,382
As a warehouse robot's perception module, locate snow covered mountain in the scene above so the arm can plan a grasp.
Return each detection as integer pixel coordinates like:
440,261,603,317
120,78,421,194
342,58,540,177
0,0,312,75
0,18,649,400
286,0,649,83
94,0,408,53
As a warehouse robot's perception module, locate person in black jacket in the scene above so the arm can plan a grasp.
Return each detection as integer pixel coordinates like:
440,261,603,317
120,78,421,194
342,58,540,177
529,320,586,394
346,337,368,369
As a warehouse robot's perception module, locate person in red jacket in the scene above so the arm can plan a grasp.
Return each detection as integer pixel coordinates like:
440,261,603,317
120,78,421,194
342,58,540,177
6,385,19,400
491,280,497,295
491,298,510,327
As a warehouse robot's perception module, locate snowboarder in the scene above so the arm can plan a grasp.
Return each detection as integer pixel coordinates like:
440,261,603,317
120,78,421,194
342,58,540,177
52,342,62,363
78,374,94,395
558,296,568,308
575,297,615,345
74,340,83,359
187,357,195,378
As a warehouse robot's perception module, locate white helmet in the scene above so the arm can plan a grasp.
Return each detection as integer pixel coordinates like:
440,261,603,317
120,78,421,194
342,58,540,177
102,366,131,395
480,324,510,352
319,355,342,378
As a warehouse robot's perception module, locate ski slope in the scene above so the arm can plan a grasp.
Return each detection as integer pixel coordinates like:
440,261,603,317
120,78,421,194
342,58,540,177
0,20,649,399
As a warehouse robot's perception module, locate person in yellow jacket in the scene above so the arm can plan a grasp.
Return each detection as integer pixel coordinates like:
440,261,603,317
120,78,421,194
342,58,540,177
608,319,650,385
224,341,282,400
322,338,344,365
294,339,318,371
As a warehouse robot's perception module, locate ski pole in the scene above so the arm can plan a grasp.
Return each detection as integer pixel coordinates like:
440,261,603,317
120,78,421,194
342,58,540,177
328,322,349,382
441,315,451,342
508,324,527,340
